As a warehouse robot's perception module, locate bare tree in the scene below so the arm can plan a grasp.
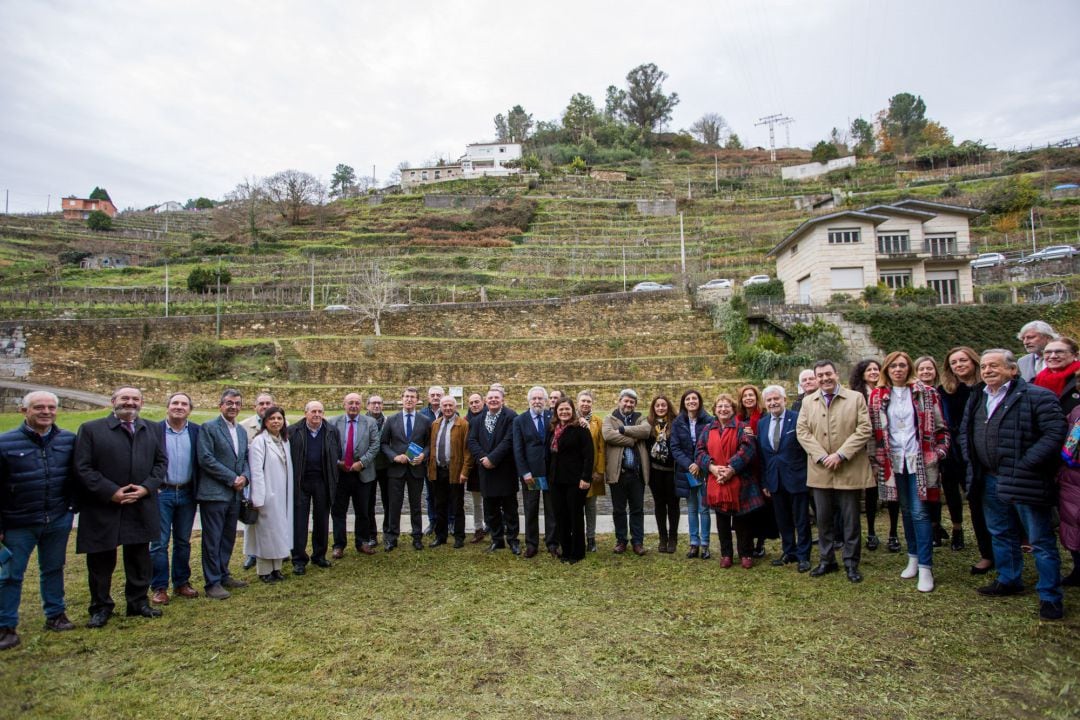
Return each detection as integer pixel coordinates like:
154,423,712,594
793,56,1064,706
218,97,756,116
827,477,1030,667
263,169,325,225
689,113,730,147
345,262,396,336
218,176,269,241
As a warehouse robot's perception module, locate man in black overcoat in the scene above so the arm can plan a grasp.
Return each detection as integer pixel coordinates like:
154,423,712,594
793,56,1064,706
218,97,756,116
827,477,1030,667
74,387,167,628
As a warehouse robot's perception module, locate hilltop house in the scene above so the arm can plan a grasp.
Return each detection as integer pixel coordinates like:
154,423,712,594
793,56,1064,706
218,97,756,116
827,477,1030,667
63,196,117,220
767,199,983,305
401,142,522,189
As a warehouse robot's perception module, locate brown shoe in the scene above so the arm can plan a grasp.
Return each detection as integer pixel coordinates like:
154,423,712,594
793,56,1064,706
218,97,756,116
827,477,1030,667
44,613,76,631
151,589,170,605
524,545,538,559
471,529,486,544
359,544,376,556
332,548,345,559
0,628,20,650
613,542,627,554
174,583,199,599
632,544,647,556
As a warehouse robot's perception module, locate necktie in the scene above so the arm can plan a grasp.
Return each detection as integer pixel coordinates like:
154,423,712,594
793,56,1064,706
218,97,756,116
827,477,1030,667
344,419,355,468
123,421,135,436
405,413,413,441
437,419,450,466
771,415,782,450
535,413,544,436
824,393,834,408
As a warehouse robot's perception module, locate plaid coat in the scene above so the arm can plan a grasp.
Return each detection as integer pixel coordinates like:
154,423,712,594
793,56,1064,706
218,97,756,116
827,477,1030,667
867,383,949,503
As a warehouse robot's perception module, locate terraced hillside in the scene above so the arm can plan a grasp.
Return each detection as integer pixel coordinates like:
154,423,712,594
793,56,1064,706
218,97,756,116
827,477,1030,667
17,291,741,411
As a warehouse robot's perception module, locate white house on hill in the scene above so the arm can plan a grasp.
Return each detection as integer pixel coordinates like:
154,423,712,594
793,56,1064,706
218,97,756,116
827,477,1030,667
401,142,522,189
767,199,983,305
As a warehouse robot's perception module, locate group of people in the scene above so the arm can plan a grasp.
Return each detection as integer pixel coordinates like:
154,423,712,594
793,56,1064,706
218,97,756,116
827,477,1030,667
1,320,1077,650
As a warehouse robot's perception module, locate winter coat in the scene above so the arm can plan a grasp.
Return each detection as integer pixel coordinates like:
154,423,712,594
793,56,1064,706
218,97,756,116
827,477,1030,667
244,431,294,560
795,386,875,490
602,412,651,485
0,423,77,534
672,411,713,498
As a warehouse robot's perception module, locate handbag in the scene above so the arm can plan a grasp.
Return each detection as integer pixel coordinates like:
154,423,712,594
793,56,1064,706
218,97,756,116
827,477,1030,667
239,486,258,525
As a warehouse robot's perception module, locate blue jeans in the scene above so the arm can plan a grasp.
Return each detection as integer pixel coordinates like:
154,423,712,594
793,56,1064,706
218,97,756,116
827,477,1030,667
895,472,933,567
686,483,711,547
150,486,197,591
0,511,73,628
982,473,1062,603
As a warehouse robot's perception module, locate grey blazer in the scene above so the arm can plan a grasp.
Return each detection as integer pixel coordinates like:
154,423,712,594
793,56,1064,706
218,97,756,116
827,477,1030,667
329,413,380,483
1018,352,1039,382
196,415,251,503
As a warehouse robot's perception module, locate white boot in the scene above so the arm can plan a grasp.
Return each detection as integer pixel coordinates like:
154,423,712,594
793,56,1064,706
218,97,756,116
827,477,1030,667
917,565,935,593
900,554,918,579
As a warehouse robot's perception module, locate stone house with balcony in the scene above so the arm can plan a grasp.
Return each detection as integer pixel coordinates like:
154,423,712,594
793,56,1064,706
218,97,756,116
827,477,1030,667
401,142,522,189
767,199,983,305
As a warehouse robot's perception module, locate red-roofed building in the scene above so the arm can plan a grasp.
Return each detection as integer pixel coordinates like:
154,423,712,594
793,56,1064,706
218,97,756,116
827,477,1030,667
62,196,117,220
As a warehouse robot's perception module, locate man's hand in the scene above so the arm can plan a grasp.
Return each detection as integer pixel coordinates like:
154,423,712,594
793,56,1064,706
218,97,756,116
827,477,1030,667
112,484,145,504
821,453,843,471
394,454,409,465
409,453,425,466
480,457,494,469
232,475,248,490
522,473,535,488
578,480,590,491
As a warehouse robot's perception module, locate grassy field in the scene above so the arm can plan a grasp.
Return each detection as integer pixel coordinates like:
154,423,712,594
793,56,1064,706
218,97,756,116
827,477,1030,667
1,529,1077,719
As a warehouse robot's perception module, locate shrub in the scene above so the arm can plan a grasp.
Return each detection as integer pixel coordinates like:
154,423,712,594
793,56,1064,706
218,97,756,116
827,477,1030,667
176,340,232,381
743,279,785,300
829,292,853,305
982,289,1009,304
139,342,172,369
862,284,891,304
981,177,1040,216
675,150,692,161
58,250,91,266
894,286,938,306
187,266,232,293
87,211,112,231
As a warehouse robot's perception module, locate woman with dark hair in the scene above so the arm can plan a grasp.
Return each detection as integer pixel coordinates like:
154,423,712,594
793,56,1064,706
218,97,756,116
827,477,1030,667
1033,336,1080,415
737,384,773,558
696,394,763,568
672,389,714,559
940,346,993,572
867,352,949,592
546,397,593,564
916,356,961,548
850,359,898,552
646,395,679,554
245,406,294,583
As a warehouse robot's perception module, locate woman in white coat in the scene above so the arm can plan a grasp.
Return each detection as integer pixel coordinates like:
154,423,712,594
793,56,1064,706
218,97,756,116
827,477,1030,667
245,406,294,583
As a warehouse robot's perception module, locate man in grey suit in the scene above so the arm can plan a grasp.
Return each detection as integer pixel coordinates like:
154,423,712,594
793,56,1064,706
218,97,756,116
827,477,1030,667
1017,321,1058,381
513,386,557,558
330,392,381,557
196,389,250,600
380,386,432,551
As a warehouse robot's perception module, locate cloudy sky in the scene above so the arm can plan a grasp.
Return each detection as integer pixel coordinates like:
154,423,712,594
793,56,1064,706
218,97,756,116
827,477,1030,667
2,0,1077,212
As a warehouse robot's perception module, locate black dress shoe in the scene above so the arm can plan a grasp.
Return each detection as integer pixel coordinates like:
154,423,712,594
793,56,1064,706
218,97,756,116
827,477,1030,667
453,538,465,549
810,562,839,577
977,580,1024,597
242,555,257,570
686,546,700,559
866,534,880,551
772,553,795,566
384,541,396,553
312,557,332,568
86,610,112,629
951,528,966,551
752,544,767,558
486,541,506,553
430,538,447,547
797,560,812,573
700,548,712,560
127,604,163,618
270,570,285,582
292,563,306,575
259,574,274,583
412,538,424,551
846,567,863,583
508,541,522,556
970,561,994,575
587,539,597,552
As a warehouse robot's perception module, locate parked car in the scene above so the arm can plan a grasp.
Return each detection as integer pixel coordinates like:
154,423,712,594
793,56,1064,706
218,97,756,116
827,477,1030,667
631,281,672,292
698,278,733,290
323,304,351,312
970,252,1006,269
1019,245,1077,263
743,275,771,286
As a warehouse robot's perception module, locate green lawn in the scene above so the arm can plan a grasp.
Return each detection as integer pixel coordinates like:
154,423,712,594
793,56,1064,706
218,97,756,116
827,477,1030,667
1,531,1077,719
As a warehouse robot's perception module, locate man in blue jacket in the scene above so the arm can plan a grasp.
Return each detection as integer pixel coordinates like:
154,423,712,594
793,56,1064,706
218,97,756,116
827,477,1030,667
0,391,77,650
757,385,811,572
151,392,200,605
197,389,250,600
513,386,556,558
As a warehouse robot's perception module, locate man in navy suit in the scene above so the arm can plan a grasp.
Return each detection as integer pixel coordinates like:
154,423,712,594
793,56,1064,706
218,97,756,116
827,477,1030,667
757,385,812,572
196,389,250,600
513,386,557,558
380,386,432,551
468,387,520,554
150,392,201,605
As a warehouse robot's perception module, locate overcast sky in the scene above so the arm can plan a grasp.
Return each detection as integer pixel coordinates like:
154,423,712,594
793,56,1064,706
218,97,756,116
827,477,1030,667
2,0,1078,212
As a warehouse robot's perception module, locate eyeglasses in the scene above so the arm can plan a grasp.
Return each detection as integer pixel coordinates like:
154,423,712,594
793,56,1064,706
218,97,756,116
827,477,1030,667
887,363,909,369
221,401,241,407
1044,349,1072,356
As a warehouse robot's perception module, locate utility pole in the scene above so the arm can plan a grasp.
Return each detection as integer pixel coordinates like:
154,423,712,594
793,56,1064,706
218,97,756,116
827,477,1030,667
622,247,627,292
679,213,686,275
1031,206,1037,253
164,263,169,318
4,190,7,214
309,259,315,310
755,114,793,162
714,154,718,193
215,258,222,339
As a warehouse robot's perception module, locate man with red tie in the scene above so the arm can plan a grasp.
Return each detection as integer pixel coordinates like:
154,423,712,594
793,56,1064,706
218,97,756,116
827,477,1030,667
330,393,382,557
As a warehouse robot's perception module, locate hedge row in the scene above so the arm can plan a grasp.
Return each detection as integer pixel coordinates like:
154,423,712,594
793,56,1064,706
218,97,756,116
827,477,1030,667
843,302,1080,361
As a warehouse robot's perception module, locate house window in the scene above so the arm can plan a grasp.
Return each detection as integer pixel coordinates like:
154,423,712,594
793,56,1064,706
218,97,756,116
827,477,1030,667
926,234,957,256
877,232,910,254
421,171,428,180
828,228,861,244
879,270,912,289
927,270,959,304
434,170,441,179
830,267,865,290
499,147,506,153
790,243,798,256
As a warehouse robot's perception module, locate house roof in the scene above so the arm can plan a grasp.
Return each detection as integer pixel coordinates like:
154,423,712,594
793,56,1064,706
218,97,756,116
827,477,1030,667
861,204,937,221
892,198,983,217
767,210,890,258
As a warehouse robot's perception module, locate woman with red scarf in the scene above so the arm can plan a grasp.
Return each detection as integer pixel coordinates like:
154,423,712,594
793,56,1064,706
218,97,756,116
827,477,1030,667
1033,337,1080,415
695,394,763,568
546,397,593,564
867,351,949,593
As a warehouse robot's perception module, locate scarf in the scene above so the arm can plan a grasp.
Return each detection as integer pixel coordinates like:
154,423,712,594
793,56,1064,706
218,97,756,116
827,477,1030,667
1063,416,1080,467
1033,360,1080,397
484,409,502,435
551,422,569,452
706,421,741,466
867,384,947,502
